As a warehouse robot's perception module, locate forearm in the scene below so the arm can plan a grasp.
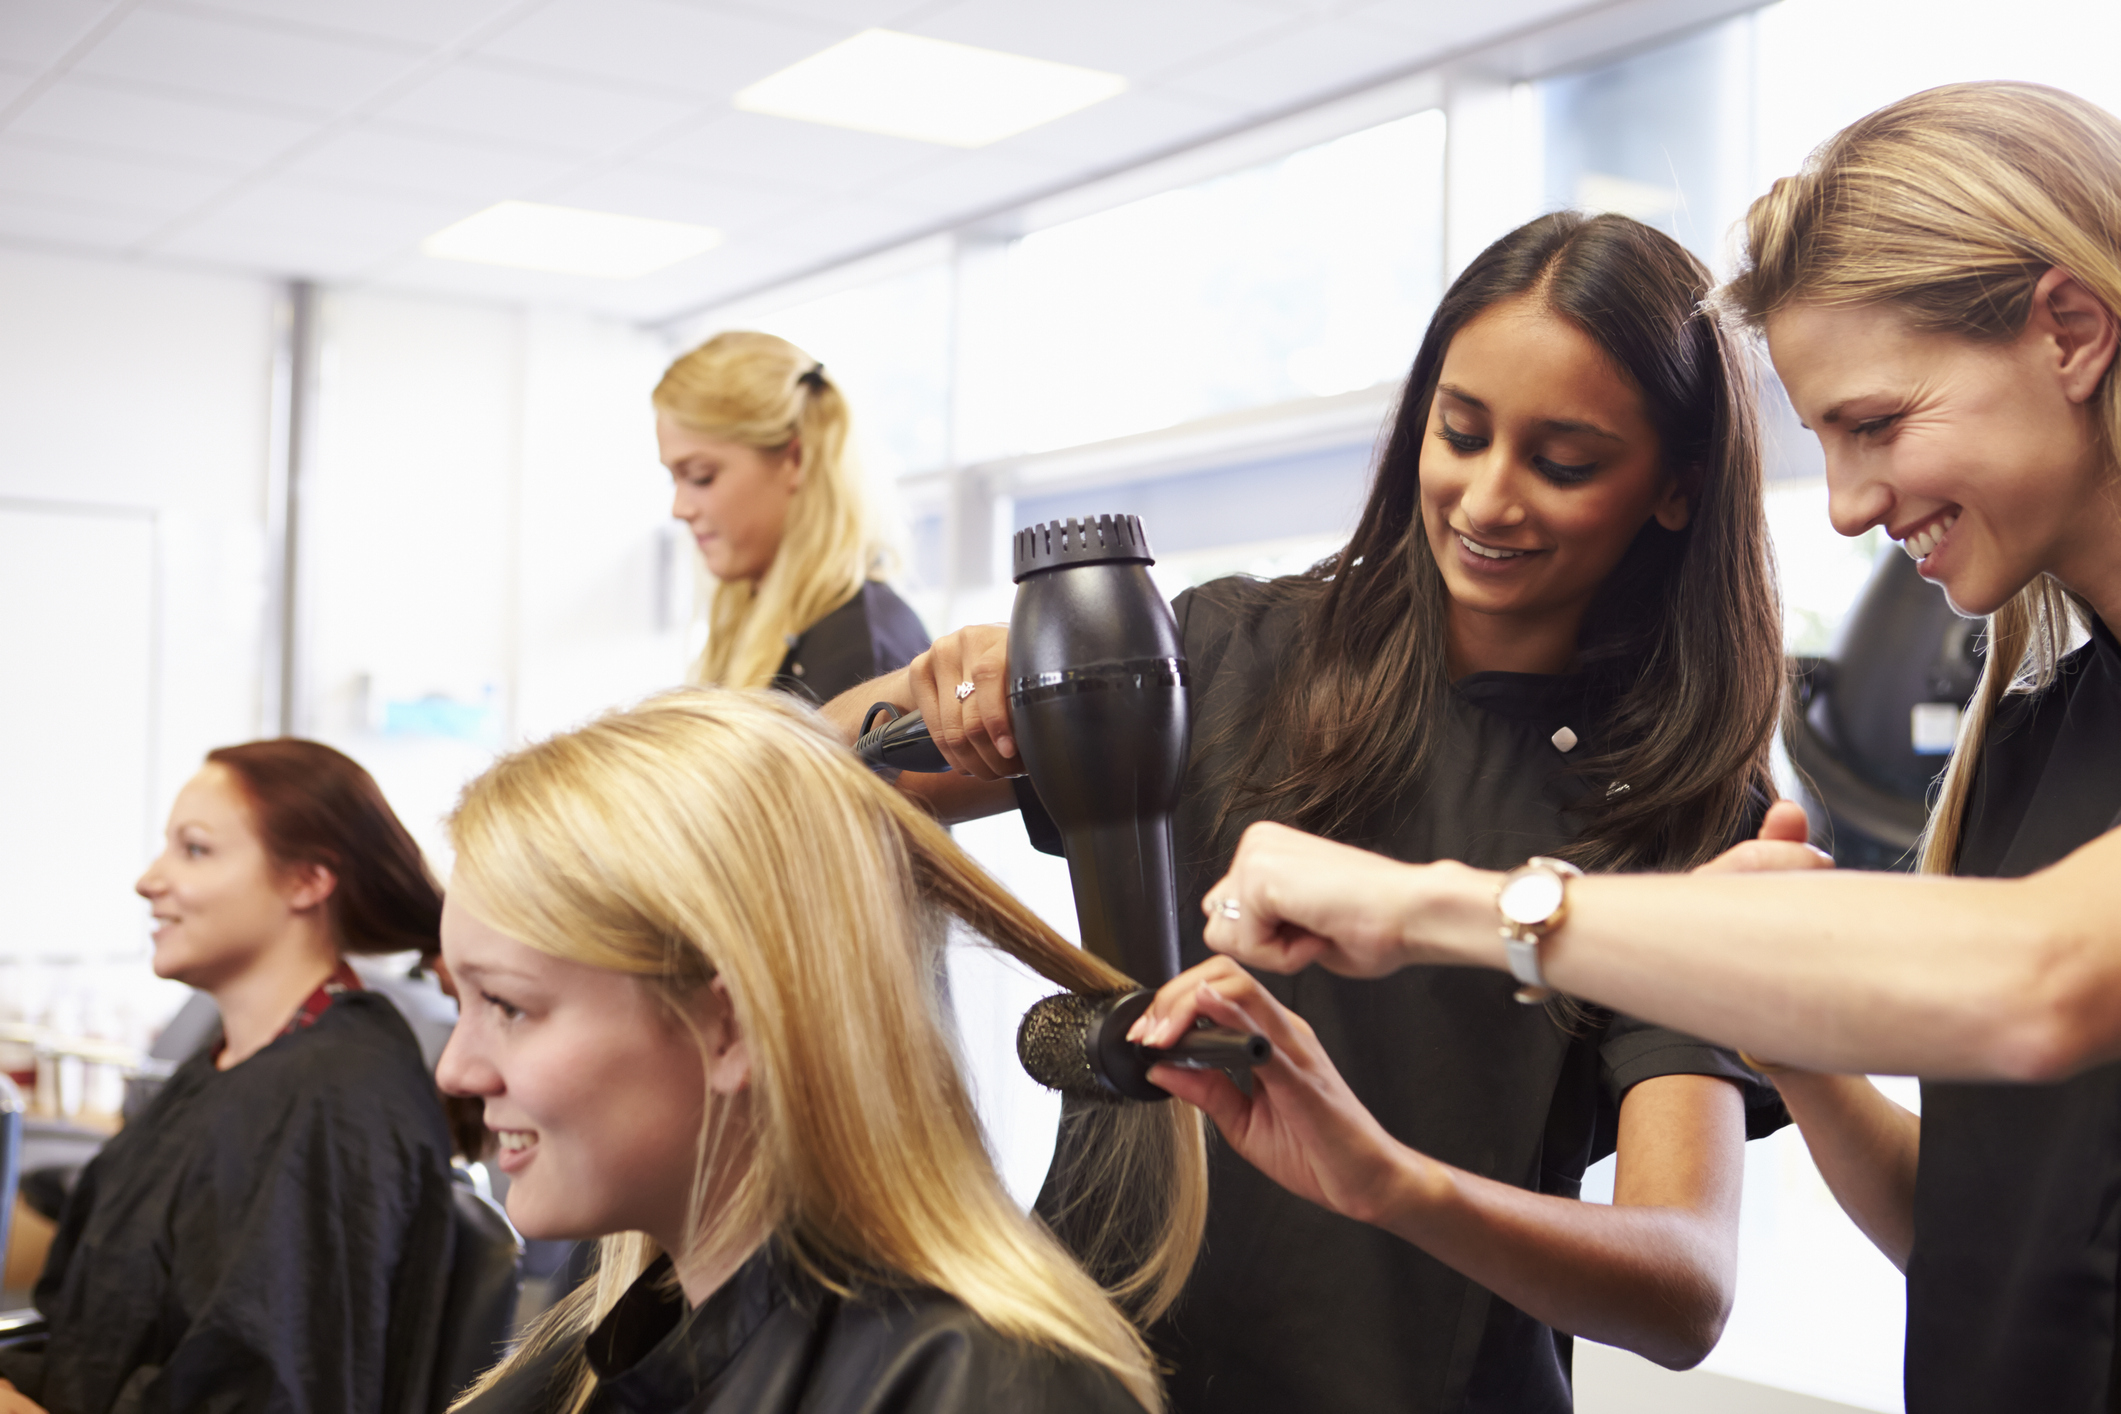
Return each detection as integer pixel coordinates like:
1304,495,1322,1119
1368,1153,1733,1369
1404,854,2116,1080
1771,1072,1919,1270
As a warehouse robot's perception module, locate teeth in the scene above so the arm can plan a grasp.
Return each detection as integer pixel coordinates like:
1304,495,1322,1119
1902,513,1957,561
1459,533,1528,561
495,1130,535,1153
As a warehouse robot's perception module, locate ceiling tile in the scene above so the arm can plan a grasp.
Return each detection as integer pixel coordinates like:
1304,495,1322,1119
71,7,424,115
0,0,120,69
635,109,941,193
148,177,478,278
992,87,1238,167
1160,16,1444,110
376,59,700,157
9,79,318,171
281,124,580,203
0,135,238,217
0,193,165,251
0,61,41,108
476,0,825,100
544,162,816,232
705,0,937,28
911,0,1294,81
1353,0,1582,50
863,148,1067,221
196,0,530,48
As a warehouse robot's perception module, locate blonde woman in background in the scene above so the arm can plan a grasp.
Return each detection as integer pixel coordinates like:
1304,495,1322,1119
657,331,928,703
439,690,1206,1414
1149,81,2121,1414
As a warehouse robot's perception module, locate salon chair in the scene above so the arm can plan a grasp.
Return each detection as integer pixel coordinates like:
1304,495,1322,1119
1784,550,1983,869
432,1167,523,1411
1,1077,21,1296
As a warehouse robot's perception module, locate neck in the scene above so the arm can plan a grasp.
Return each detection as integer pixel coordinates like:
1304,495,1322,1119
211,923,339,1069
1445,599,1584,679
2054,494,2121,641
669,1224,769,1308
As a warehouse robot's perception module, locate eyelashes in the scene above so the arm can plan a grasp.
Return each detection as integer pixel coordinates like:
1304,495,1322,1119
1433,424,1598,486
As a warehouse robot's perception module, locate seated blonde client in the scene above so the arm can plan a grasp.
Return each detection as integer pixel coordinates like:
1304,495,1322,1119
439,690,1205,1414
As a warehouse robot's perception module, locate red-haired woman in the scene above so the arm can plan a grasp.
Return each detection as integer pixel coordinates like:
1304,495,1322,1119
0,741,457,1414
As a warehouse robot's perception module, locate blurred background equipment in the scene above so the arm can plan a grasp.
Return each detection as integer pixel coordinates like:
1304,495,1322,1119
1785,552,1984,870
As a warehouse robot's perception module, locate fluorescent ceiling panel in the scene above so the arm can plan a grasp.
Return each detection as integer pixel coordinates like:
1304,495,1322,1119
420,201,720,278
734,29,1126,148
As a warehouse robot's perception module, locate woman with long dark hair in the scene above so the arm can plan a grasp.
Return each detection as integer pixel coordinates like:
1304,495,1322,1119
827,211,1787,1412
0,741,457,1414
1181,82,2121,1414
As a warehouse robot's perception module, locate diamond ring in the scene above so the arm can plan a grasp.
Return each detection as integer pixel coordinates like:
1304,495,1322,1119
955,680,976,702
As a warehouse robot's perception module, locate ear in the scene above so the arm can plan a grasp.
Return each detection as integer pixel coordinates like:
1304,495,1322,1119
1650,472,1692,533
698,977,752,1096
2031,266,2119,406
781,437,804,493
283,861,337,913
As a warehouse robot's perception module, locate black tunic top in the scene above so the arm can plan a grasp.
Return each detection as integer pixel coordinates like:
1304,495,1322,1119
771,580,930,706
1033,578,1784,1414
0,992,457,1414
456,1247,1143,1414
1907,614,2121,1414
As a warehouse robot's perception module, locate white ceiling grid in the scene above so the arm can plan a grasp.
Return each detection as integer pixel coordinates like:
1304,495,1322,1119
0,0,1603,322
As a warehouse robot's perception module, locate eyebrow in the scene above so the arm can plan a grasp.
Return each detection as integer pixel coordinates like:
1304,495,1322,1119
1816,392,1898,427
1436,383,1624,442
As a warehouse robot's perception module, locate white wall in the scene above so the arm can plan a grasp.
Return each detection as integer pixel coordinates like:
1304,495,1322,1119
299,289,685,874
0,246,274,1045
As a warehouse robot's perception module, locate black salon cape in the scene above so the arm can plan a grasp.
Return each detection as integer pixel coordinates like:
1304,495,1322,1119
1030,578,1785,1414
771,580,930,706
455,1246,1141,1414
0,992,457,1414
1906,613,2121,1413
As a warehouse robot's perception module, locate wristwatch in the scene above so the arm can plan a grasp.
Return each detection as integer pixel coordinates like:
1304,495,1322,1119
1496,857,1584,1004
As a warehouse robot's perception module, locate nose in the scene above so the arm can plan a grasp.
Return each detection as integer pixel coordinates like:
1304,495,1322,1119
136,858,165,902
1822,443,1894,539
436,1024,500,1099
1458,450,1528,534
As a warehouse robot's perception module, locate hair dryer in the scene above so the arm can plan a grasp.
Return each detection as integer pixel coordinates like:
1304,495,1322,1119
855,514,1268,1100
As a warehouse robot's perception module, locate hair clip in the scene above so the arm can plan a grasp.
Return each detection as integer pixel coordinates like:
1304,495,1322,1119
798,363,827,390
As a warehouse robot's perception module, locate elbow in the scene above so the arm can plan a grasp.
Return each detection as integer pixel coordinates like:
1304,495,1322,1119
1647,1298,1730,1372
1980,928,2109,1084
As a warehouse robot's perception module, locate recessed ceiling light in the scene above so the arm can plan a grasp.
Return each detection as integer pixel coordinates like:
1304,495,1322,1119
735,29,1126,148
420,201,720,279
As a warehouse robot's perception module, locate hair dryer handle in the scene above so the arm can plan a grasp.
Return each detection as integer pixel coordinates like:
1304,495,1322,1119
854,703,951,774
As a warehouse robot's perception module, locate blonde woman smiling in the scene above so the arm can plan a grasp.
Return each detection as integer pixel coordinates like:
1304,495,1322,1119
439,691,1205,1414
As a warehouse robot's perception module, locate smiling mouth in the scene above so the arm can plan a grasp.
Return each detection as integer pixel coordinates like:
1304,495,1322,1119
1457,531,1534,561
494,1129,537,1154
1899,512,1958,561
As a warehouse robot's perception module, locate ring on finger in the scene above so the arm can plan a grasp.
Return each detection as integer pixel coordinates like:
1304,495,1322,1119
955,680,976,702
1216,896,1242,922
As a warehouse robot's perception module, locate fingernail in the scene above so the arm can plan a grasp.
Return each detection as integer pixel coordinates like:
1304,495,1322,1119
998,736,1015,758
